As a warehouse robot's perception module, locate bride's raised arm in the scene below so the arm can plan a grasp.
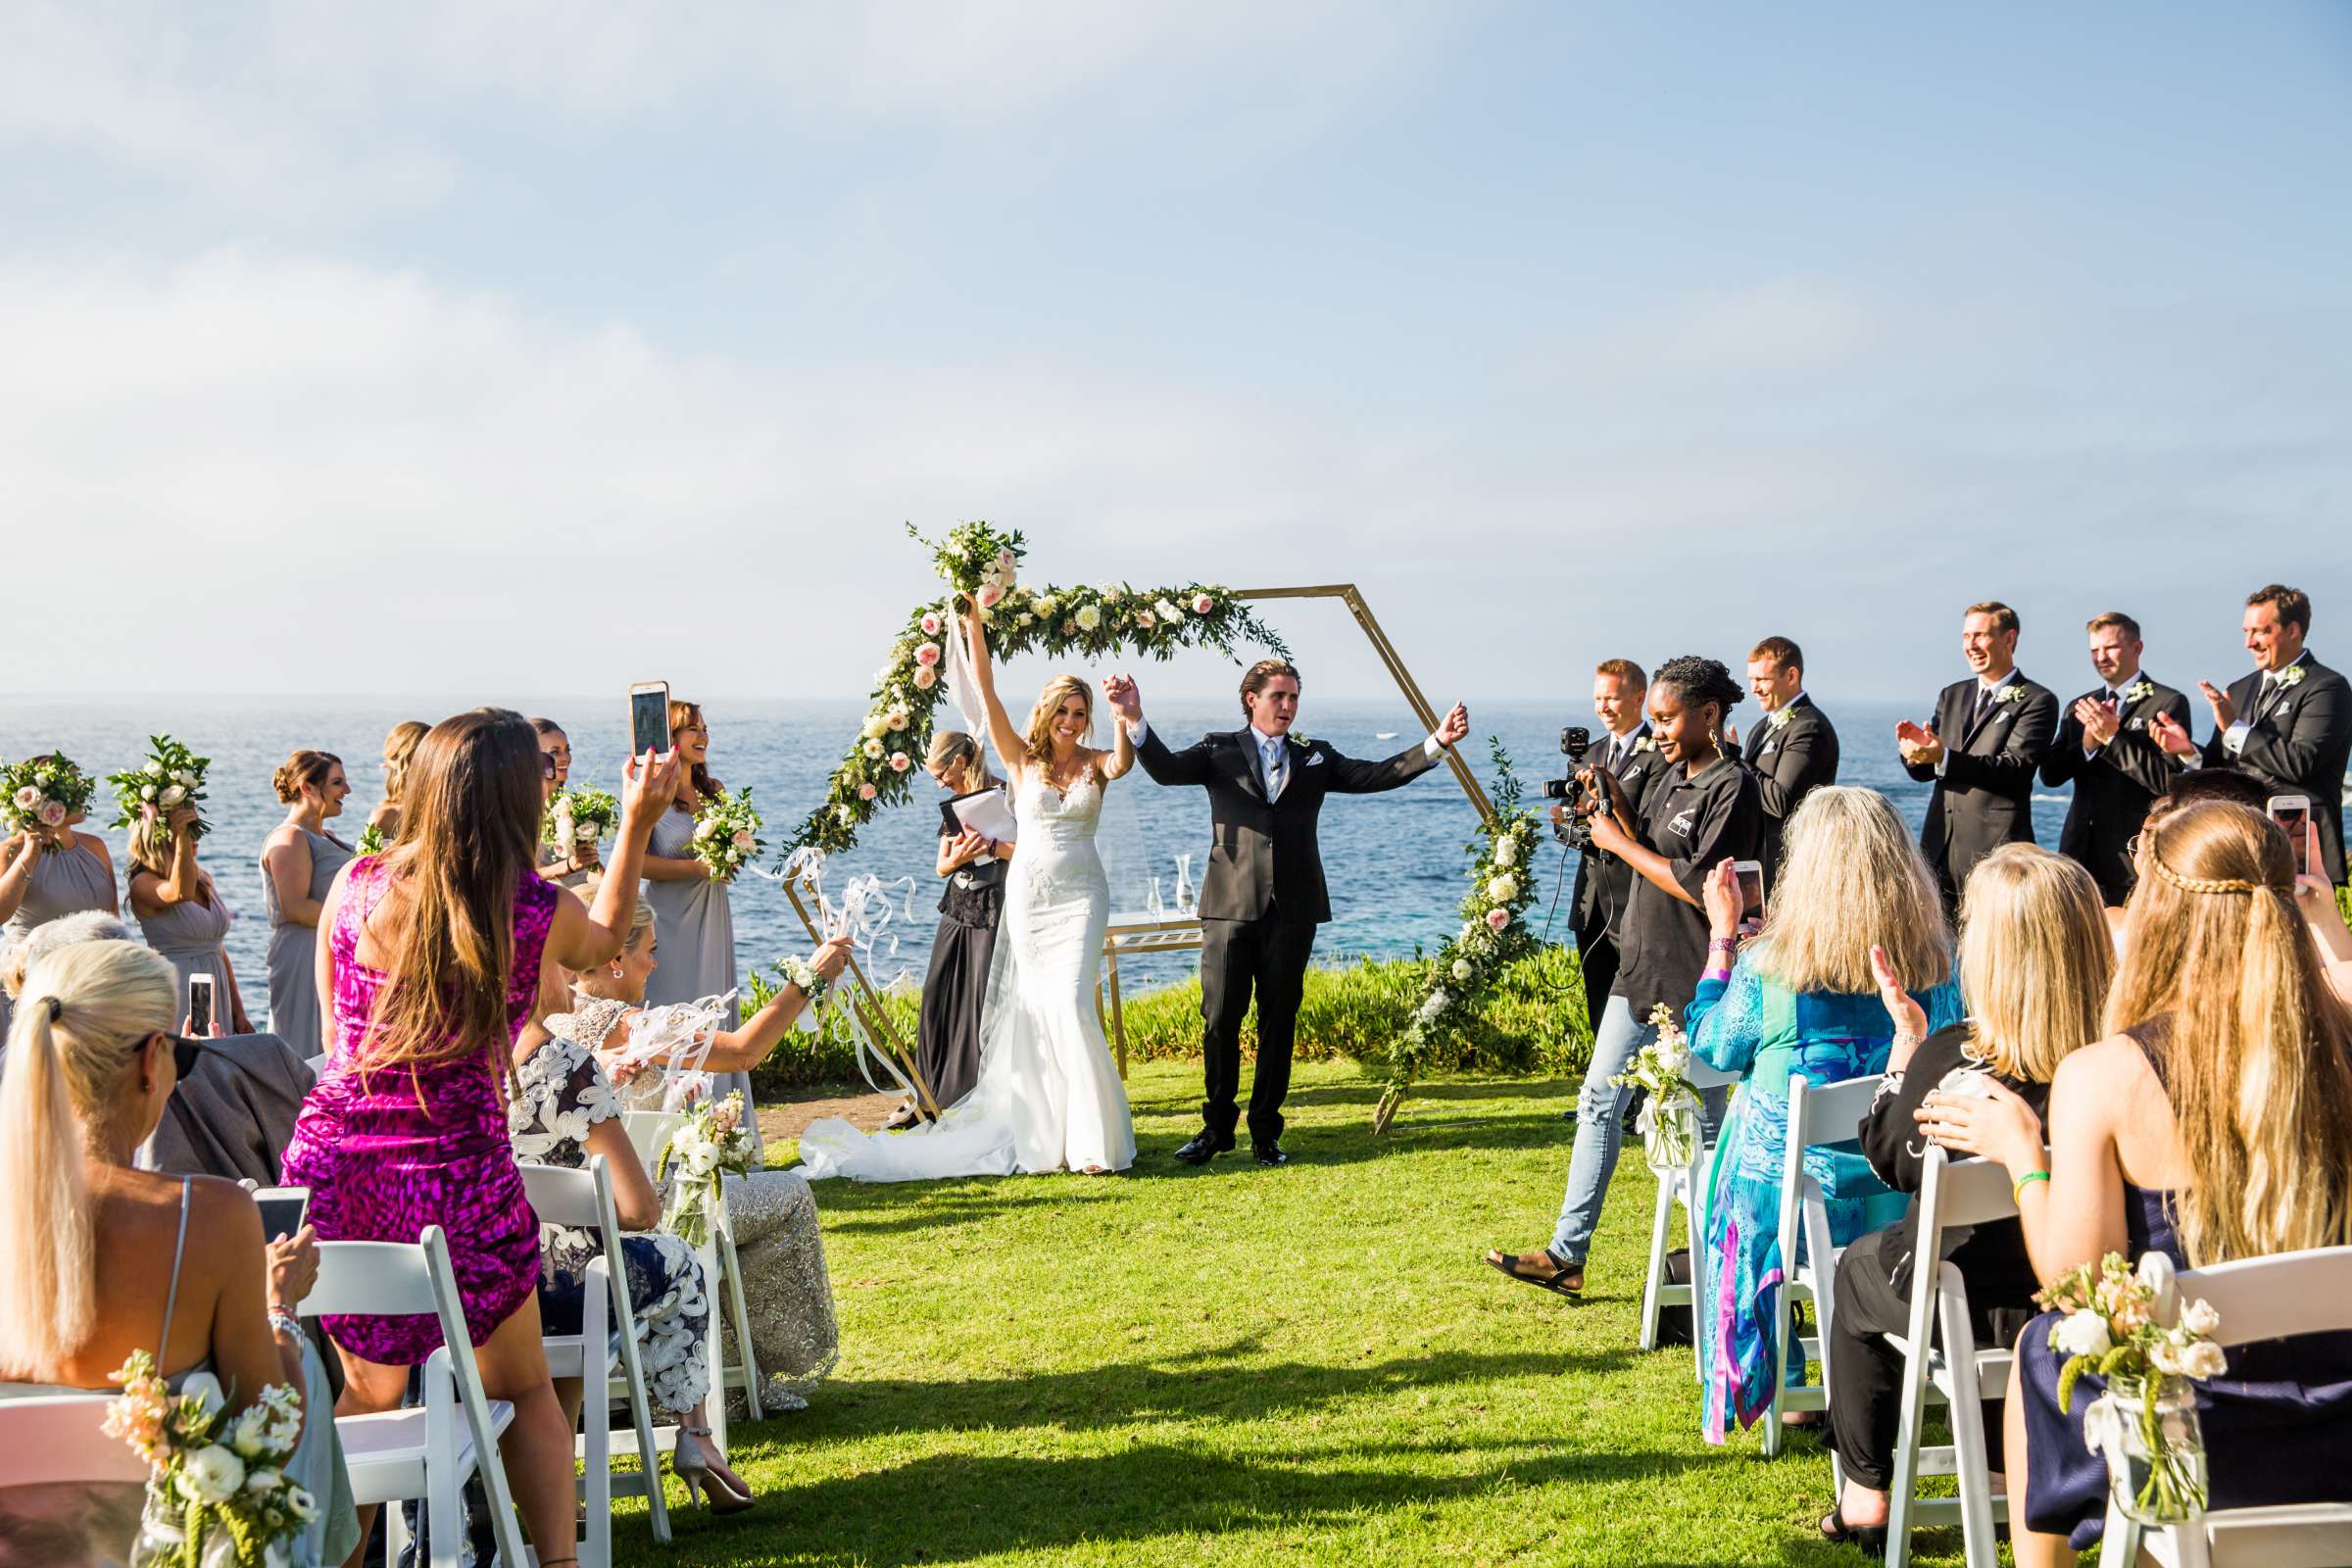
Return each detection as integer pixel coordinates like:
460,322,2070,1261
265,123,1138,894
1100,706,1136,780
964,600,1028,780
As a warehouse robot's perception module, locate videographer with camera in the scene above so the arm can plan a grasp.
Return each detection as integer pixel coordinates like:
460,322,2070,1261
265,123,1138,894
1489,655,1762,1301
1553,659,1657,1021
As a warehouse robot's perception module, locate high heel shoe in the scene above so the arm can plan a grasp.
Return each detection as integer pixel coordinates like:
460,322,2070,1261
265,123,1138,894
673,1425,756,1514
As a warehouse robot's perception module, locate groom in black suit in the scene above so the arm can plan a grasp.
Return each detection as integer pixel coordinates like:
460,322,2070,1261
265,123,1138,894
1107,662,1469,1166
2039,611,2192,904
1899,601,2060,906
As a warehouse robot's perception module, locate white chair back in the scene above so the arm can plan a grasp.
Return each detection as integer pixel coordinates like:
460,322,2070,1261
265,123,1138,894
1759,1070,1883,1456
622,1109,688,1174
2102,1247,2352,1568
0,1394,150,1486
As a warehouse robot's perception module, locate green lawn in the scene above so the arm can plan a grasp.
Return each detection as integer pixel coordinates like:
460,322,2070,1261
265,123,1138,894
617,1058,1984,1567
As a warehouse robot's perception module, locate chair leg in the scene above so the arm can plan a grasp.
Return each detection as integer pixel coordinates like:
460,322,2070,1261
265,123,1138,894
698,1241,731,1453
719,1224,762,1419
1761,1285,1788,1459
1639,1169,1674,1352
583,1362,612,1568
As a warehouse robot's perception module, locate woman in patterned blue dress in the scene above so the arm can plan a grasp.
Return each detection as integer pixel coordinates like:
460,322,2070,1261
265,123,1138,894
1687,787,1962,1444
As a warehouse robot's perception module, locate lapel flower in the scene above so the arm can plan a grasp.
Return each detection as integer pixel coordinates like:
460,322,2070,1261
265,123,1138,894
2122,679,2154,704
1766,708,1792,733
2278,663,2308,689
1635,736,1658,753
1994,682,2028,705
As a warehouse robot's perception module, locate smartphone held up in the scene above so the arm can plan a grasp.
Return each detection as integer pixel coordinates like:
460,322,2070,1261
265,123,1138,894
629,680,672,760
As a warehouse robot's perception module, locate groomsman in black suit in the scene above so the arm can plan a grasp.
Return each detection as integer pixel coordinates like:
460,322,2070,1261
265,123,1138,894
2152,584,2352,885
1558,659,1660,1023
1734,635,1839,877
1111,662,1470,1166
1898,601,2061,906
2039,612,2192,904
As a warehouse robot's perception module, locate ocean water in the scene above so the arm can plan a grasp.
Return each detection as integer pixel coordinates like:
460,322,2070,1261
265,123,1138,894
3,698,2338,1005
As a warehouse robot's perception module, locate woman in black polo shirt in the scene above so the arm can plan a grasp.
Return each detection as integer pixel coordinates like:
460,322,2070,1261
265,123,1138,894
1488,655,1762,1298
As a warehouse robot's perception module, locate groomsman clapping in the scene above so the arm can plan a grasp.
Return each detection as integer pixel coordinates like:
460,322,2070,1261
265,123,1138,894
1895,601,2059,906
2038,612,2191,904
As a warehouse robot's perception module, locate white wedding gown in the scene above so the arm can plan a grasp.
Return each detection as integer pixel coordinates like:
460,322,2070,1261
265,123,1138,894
798,767,1138,1180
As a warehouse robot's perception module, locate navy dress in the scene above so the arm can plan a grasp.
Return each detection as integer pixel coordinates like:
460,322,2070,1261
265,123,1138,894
2017,1036,2352,1548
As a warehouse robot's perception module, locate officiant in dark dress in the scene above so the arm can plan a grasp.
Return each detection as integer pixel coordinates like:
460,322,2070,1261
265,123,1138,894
1109,661,1469,1167
911,733,1014,1124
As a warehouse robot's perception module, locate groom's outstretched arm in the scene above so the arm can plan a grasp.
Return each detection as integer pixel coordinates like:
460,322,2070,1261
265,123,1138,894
1134,722,1214,787
1326,702,1469,794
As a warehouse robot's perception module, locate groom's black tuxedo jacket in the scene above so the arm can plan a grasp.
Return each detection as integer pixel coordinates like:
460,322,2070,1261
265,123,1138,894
2039,676,2191,903
2198,654,2352,885
1136,724,1441,924
1904,672,2060,895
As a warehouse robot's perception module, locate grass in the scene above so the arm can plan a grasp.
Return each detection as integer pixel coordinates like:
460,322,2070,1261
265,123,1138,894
611,1056,1990,1567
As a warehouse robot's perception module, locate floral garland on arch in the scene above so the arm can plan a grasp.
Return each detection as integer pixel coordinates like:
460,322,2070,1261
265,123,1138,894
1372,739,1543,1134
785,521,1293,856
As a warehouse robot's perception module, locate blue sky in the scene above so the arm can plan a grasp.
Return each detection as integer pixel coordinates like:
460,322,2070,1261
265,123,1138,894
5,2,2348,710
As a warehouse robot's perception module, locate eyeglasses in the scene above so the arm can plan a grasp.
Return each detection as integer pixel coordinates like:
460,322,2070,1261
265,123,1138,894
168,1034,203,1078
540,755,560,780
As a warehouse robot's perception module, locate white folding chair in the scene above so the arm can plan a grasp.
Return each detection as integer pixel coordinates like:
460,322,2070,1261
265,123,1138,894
622,1108,763,1433
2101,1248,2352,1568
0,1392,150,1484
1883,1148,2019,1568
1637,1054,1742,1376
517,1156,673,1565
305,1228,529,1568
1759,1070,1884,1458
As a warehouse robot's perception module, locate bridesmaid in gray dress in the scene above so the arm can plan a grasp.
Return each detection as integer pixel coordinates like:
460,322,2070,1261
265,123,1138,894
639,700,754,1124
126,801,253,1033
532,717,602,890
0,798,119,1041
257,749,354,1058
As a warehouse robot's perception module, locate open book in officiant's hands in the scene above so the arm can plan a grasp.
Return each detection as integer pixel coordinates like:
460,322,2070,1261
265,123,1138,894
950,786,1019,845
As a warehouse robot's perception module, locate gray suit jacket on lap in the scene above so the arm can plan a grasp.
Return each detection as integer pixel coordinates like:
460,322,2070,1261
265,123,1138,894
1136,725,1440,924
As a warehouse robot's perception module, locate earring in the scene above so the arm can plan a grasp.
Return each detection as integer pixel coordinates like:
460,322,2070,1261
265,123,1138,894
611,963,625,979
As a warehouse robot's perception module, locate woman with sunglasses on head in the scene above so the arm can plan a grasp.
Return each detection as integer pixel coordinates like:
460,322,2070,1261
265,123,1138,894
259,749,355,1059
0,940,359,1567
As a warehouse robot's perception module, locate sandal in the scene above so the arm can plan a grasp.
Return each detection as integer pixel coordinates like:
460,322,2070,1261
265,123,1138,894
1818,1505,1887,1552
1484,1248,1583,1300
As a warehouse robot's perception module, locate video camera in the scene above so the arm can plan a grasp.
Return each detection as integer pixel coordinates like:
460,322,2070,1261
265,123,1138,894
1540,725,1597,849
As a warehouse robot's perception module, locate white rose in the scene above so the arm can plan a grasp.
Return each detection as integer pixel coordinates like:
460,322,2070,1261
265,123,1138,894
144,760,165,777
1075,606,1102,631
174,769,195,787
1487,874,1519,904
228,1404,274,1459
2180,1298,2221,1337
575,821,599,844
141,783,157,801
861,715,887,740
694,817,719,841
1155,598,1184,622
2052,1310,2113,1359
1494,837,1518,868
863,738,884,760
159,785,186,807
244,1466,283,1494
684,1142,720,1177
2184,1341,2228,1379
177,1446,247,1504
1450,958,1472,982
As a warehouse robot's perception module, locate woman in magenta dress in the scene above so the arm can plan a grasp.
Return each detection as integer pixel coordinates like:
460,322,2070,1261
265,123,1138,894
279,708,676,1564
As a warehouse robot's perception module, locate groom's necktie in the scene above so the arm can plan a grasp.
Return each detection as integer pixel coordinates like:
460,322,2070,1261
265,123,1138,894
1265,741,1287,803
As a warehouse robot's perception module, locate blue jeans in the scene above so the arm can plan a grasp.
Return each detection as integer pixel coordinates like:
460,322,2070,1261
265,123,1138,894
1549,993,1726,1265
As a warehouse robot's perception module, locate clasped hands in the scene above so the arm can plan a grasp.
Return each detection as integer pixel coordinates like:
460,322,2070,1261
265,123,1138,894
1893,719,1945,766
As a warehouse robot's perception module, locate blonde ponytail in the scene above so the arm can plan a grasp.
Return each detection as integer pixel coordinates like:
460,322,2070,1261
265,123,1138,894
0,942,177,1375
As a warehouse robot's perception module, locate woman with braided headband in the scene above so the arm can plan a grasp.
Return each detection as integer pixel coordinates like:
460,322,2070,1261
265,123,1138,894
1912,800,2352,1563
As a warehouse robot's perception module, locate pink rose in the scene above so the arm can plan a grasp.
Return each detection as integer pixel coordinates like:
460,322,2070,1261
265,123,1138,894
731,829,756,853
920,612,942,636
10,786,35,810
1485,907,1510,933
890,753,912,773
912,666,938,690
914,642,941,667
976,584,1004,610
1134,610,1155,628
37,801,68,828
1193,593,1215,614
858,782,878,801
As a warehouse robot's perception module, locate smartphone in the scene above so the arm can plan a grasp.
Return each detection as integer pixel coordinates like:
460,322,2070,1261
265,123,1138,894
187,972,216,1037
628,680,672,760
1733,859,1767,923
2269,795,2313,878
253,1189,309,1244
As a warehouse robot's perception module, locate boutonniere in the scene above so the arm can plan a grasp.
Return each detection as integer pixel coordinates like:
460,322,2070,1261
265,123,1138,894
1994,683,2028,705
2122,680,2154,704
2278,664,2308,689
1766,708,1793,733
1635,736,1658,753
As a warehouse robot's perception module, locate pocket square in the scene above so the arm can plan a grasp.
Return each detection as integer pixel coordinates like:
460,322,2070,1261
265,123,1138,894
1304,751,1326,767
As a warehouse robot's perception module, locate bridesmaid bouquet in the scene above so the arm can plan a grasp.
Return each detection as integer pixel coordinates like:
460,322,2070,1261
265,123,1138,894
544,787,618,855
690,788,763,881
1,753,96,846
658,1091,757,1248
356,823,388,856
2038,1252,2223,1524
105,1349,317,1567
1611,1004,1704,1173
106,735,212,846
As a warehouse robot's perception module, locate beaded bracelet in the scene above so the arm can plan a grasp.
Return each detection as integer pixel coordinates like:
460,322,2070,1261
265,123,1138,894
268,1307,303,1340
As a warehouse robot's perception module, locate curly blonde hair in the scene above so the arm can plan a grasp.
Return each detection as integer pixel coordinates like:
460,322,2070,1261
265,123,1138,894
1021,675,1095,765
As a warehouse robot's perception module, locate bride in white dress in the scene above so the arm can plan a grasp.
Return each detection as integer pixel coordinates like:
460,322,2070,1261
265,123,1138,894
799,602,1139,1180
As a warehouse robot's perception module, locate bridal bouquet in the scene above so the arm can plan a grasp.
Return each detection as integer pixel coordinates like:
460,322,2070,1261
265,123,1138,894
105,1349,317,1567
356,823,388,856
911,518,1025,604
543,787,618,855
1611,1005,1704,1173
4,753,99,846
107,736,212,846
2038,1252,2224,1523
690,788,763,880
658,1091,757,1248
